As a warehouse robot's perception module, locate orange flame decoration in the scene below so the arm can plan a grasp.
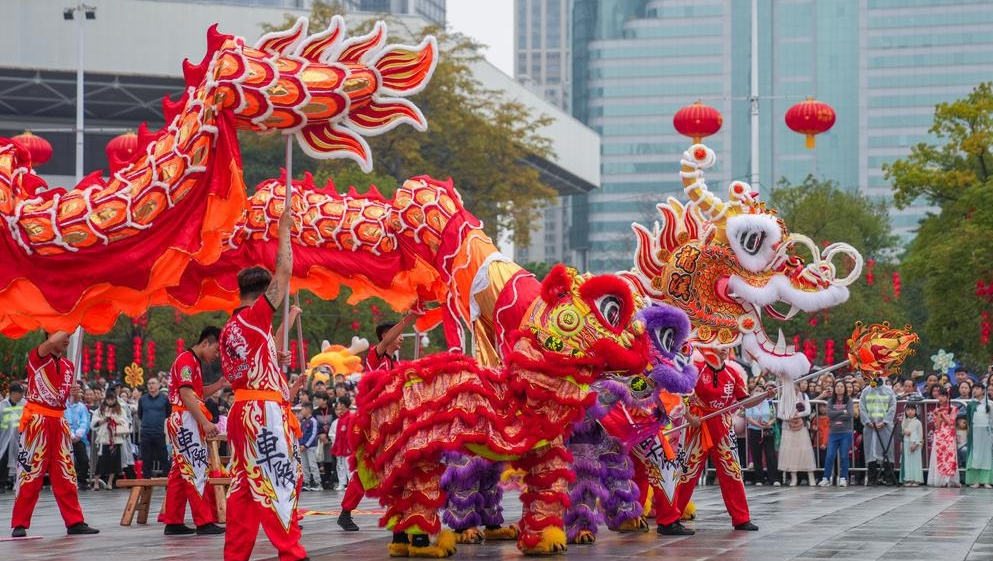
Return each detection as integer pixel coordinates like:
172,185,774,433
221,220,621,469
124,362,145,388
846,321,919,376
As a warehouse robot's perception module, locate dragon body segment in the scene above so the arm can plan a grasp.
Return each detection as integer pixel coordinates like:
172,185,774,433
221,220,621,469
0,16,436,337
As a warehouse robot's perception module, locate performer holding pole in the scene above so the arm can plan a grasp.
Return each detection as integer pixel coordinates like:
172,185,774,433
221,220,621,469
655,348,767,535
162,326,228,536
220,200,308,561
11,331,99,538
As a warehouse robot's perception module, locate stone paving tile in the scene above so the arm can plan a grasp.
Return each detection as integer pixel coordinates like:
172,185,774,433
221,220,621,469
1,484,991,560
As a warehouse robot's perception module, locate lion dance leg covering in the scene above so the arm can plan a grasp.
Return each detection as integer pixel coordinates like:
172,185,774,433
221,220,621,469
12,415,84,529
602,442,644,532
440,454,485,543
517,443,573,554
564,438,607,544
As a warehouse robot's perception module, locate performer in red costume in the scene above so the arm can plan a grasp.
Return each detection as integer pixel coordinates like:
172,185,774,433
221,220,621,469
11,331,99,538
337,313,418,532
656,349,770,535
162,326,227,536
220,205,308,561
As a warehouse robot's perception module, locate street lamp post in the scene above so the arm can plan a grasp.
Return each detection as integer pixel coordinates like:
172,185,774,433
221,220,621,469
64,2,96,376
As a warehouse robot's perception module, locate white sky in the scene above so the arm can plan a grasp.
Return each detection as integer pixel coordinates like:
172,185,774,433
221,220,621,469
445,0,514,76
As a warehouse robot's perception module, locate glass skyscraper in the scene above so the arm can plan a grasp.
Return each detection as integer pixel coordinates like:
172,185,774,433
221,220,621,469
519,0,993,272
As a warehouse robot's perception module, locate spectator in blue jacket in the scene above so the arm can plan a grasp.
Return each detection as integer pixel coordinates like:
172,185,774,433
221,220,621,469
137,378,171,477
64,384,92,490
298,403,321,491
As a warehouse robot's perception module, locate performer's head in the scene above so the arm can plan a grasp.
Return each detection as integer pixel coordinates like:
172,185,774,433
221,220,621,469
43,330,71,357
193,326,222,364
236,266,272,303
376,322,403,354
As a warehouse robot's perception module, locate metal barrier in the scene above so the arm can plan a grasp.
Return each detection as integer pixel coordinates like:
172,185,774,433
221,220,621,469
703,397,970,483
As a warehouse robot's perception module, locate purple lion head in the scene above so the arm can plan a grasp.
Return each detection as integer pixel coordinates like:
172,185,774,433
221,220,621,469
638,304,698,395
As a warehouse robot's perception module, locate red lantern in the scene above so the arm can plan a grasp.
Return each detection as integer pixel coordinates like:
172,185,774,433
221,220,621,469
892,272,901,300
825,339,836,365
803,339,817,362
176,337,185,357
673,101,723,144
106,131,139,173
792,335,801,350
290,340,298,370
351,320,360,331
785,97,836,149
83,346,91,375
11,131,53,167
982,312,991,345
866,259,876,286
146,341,156,370
133,336,142,365
94,341,103,372
107,344,117,373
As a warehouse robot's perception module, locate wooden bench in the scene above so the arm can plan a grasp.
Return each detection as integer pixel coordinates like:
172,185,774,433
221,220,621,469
118,435,232,526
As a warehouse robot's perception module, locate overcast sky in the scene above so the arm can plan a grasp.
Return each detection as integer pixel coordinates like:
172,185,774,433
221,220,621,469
446,0,514,76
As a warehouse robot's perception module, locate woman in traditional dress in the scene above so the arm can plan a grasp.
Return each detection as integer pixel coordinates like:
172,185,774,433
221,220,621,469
928,388,960,488
965,384,993,488
778,383,816,486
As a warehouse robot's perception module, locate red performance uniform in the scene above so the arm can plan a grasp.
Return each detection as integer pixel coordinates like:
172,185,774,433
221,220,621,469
11,348,85,530
221,296,305,561
340,347,396,511
655,358,751,527
161,349,216,527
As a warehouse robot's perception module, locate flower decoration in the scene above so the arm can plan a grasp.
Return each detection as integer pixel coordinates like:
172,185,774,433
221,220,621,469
931,349,955,374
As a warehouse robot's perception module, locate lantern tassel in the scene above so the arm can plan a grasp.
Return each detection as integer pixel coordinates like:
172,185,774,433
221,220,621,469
805,134,815,149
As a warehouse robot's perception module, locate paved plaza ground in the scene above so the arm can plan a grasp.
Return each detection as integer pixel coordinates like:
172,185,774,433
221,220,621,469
2,482,993,560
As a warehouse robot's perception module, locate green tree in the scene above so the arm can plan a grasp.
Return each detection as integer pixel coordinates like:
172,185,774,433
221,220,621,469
766,176,910,364
884,83,993,368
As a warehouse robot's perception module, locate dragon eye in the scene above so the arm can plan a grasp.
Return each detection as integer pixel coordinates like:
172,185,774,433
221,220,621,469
653,327,675,354
596,295,622,327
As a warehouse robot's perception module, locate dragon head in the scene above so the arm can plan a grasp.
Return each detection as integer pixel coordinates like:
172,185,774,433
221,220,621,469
307,336,370,384
523,264,649,377
623,145,863,380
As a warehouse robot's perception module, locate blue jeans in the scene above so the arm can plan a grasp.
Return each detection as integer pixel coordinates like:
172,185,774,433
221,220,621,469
823,432,852,481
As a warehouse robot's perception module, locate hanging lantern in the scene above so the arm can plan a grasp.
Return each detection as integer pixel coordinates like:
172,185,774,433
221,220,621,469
290,340,298,371
146,340,156,370
825,339,836,365
892,272,901,300
107,344,117,373
866,259,876,286
133,335,143,366
982,312,991,346
11,131,53,167
94,341,104,373
803,339,818,362
83,346,91,375
673,100,723,144
785,96,836,149
351,320,360,331
106,131,139,173
176,337,185,357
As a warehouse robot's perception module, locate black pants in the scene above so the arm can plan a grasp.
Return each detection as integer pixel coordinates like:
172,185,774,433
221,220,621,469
748,429,779,484
141,432,169,477
72,439,90,488
0,450,9,489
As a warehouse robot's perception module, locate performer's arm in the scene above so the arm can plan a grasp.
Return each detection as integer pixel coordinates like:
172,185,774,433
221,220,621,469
203,377,229,399
275,305,303,353
36,330,68,358
264,205,295,309
373,312,419,357
179,386,218,438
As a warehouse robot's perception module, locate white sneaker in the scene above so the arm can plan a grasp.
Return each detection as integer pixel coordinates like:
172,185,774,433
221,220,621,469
755,482,763,486
839,478,848,487
818,478,831,487
773,481,781,487
334,485,345,491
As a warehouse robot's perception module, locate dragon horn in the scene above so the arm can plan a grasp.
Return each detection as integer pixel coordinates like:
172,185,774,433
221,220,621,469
680,144,726,219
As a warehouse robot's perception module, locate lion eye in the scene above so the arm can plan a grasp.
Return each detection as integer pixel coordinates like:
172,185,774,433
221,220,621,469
653,327,675,354
596,295,622,327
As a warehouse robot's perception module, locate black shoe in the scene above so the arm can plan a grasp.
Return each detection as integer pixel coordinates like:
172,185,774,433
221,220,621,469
11,526,26,538
657,521,695,535
337,511,360,531
67,522,99,535
164,524,196,536
196,523,225,535
734,521,759,531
